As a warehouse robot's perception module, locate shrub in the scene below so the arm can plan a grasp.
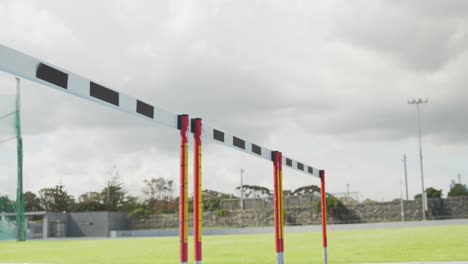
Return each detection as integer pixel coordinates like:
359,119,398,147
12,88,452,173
128,207,151,219
215,209,229,218
316,194,347,219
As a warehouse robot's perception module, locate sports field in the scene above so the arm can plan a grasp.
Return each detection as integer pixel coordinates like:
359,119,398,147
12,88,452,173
0,225,467,263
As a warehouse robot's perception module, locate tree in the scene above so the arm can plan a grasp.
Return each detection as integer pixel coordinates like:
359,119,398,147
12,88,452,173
236,185,272,198
448,181,468,197
0,195,14,212
414,187,443,200
283,190,293,197
39,188,54,211
73,166,139,212
316,193,347,219
292,185,321,196
24,191,43,212
426,187,442,198
101,173,128,211
74,192,105,212
142,177,177,214
142,177,174,201
202,189,234,211
121,195,140,212
39,185,75,212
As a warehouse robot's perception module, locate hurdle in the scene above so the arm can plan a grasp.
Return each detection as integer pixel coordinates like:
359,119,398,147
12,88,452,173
0,44,328,264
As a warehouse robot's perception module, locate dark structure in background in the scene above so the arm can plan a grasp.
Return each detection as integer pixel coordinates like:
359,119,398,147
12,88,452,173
38,212,128,238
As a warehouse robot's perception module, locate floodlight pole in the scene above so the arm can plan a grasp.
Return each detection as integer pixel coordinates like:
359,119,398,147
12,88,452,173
408,98,428,221
178,115,189,264
402,154,409,200
192,118,203,264
320,170,328,264
273,151,284,264
15,77,25,242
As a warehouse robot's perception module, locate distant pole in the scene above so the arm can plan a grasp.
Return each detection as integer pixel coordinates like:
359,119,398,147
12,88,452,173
402,154,409,200
408,98,428,221
240,169,244,210
106,181,110,208
346,183,349,202
458,173,462,184
400,179,405,222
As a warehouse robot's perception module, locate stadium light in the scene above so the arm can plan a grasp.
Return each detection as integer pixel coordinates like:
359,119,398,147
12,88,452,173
408,98,428,221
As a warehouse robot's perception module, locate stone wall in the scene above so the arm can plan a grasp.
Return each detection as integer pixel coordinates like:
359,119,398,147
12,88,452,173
427,197,468,219
221,196,318,210
130,196,468,230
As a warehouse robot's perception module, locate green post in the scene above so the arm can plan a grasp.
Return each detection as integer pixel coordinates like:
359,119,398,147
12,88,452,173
15,77,25,241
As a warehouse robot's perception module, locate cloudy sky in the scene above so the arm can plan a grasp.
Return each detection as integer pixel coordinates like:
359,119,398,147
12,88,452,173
1,0,467,202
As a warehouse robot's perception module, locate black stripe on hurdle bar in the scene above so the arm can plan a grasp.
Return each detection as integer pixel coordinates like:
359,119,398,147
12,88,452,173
177,114,188,130
90,82,119,106
308,166,313,174
136,100,154,119
286,158,292,167
297,162,304,171
190,118,201,133
251,144,262,156
233,136,245,150
36,63,68,89
213,129,224,142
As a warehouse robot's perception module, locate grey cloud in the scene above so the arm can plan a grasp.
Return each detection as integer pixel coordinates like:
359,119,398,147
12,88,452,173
2,0,467,147
394,0,468,18
332,1,468,71
1,0,331,149
2,0,468,201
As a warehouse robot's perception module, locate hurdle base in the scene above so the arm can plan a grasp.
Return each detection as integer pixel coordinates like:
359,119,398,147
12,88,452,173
323,247,328,264
276,252,284,264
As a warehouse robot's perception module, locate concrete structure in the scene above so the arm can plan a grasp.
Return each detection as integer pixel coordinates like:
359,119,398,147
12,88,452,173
44,211,129,238
4,211,129,239
68,212,128,237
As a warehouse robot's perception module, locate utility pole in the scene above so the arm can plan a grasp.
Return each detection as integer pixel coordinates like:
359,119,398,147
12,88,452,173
402,154,409,200
408,98,428,221
106,181,110,208
400,179,405,222
240,168,244,210
458,173,462,184
346,183,350,202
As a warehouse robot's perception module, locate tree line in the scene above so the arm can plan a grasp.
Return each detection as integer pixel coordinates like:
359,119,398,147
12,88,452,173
412,181,468,200
1,171,467,219
0,169,327,218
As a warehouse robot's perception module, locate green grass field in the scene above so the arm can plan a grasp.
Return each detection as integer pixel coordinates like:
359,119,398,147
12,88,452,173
0,225,467,263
